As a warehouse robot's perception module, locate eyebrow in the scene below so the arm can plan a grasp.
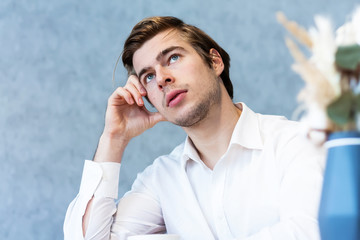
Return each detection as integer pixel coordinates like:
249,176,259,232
137,46,186,81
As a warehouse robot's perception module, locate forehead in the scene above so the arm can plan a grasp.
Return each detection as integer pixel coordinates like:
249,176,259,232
132,29,194,71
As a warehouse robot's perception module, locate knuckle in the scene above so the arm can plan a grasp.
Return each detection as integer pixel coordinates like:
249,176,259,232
128,74,139,81
128,75,140,85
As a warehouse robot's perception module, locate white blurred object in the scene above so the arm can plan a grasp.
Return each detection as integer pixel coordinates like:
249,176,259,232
336,7,360,46
128,234,180,240
309,15,341,96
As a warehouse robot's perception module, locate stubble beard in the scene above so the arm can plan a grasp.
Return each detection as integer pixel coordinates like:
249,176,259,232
173,80,222,127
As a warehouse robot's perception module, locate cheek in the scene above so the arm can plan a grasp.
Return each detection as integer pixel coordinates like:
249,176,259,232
185,62,209,79
147,91,163,108
145,84,158,101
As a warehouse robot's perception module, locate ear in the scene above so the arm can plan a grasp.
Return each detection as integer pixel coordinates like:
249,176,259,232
209,48,224,77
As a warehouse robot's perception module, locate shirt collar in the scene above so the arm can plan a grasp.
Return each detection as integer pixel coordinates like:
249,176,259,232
230,102,264,150
181,136,203,169
180,102,264,168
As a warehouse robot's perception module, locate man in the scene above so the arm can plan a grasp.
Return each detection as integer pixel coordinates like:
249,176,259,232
64,16,324,240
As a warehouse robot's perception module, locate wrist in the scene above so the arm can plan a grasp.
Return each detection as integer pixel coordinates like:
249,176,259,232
101,129,130,144
93,133,129,163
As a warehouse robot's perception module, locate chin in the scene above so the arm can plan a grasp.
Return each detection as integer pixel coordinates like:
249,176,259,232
173,111,206,128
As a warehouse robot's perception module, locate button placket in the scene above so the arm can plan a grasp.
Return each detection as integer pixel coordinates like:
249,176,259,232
211,158,233,239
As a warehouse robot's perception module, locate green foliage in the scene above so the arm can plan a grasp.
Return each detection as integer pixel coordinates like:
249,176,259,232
327,91,360,127
356,94,360,112
335,44,360,71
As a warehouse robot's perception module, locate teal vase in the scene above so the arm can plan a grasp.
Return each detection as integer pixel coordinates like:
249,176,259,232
318,131,360,240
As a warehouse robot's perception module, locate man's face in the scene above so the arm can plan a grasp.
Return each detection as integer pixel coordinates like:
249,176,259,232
133,29,224,127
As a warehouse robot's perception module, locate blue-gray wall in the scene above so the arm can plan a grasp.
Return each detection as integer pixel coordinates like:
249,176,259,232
1,0,358,239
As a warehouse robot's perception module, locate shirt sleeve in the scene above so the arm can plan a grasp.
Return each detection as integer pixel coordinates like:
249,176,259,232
63,160,166,240
63,160,120,240
110,163,166,238
237,135,325,240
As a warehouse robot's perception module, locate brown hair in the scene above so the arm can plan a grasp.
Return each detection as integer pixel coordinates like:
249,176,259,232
122,16,233,99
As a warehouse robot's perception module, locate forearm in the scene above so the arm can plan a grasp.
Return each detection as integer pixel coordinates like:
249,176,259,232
94,133,129,164
65,74,165,239
82,197,94,237
64,161,120,240
83,197,118,239
79,134,128,236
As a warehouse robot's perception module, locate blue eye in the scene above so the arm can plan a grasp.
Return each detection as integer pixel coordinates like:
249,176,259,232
145,74,155,83
169,55,179,64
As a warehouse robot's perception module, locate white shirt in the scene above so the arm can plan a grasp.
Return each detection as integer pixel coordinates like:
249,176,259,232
64,103,325,240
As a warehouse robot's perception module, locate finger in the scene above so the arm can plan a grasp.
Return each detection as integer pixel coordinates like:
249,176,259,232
111,87,134,105
148,111,167,126
140,106,166,123
124,82,144,106
128,75,147,96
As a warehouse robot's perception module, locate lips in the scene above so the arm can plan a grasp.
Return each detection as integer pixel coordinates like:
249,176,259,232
166,89,188,107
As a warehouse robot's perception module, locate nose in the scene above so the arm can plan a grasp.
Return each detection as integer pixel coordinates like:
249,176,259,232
155,65,174,90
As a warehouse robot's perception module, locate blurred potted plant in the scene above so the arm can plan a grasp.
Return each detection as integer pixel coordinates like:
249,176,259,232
277,7,360,240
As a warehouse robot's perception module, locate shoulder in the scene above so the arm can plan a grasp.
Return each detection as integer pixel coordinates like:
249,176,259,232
257,113,325,169
258,113,303,133
256,113,321,157
239,103,307,147
135,141,186,181
154,141,186,168
257,113,307,145
130,141,187,198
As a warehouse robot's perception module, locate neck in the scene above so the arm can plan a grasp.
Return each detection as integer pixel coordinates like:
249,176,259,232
183,91,242,170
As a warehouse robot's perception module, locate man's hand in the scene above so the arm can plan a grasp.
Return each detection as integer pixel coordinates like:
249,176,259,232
94,75,165,163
